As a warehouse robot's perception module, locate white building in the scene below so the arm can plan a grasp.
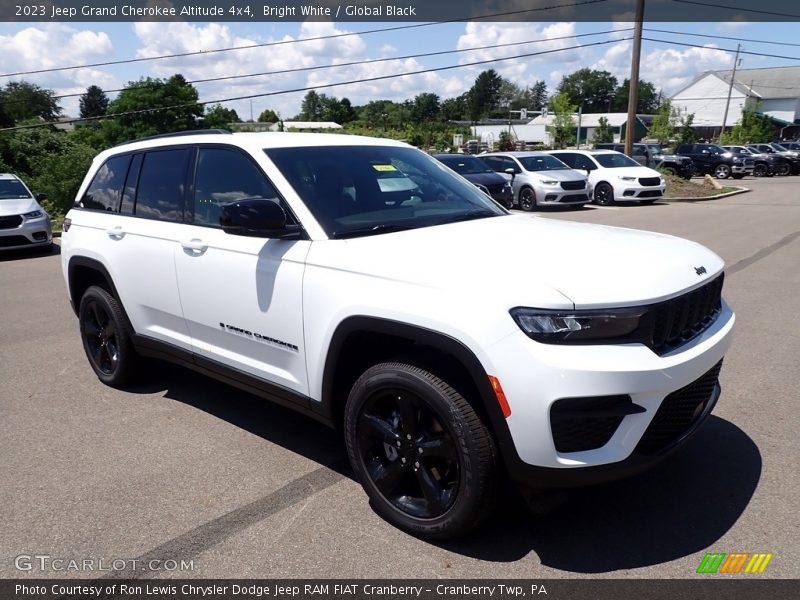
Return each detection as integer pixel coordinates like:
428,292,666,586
671,67,800,136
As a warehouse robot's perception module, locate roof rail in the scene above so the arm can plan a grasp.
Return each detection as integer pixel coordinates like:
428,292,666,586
115,129,232,147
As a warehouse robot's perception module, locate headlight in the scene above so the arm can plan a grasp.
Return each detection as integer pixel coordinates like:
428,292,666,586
510,307,646,343
618,176,637,181
23,210,43,218
541,179,559,185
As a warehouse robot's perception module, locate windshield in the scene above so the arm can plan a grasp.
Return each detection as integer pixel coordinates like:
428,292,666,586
437,155,493,175
0,179,33,200
771,143,788,151
518,155,570,171
646,144,664,154
264,145,506,238
592,153,640,168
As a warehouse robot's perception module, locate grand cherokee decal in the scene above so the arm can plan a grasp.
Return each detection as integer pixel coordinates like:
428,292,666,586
219,322,299,353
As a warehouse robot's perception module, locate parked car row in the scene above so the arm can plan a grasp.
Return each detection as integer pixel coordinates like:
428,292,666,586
434,150,666,209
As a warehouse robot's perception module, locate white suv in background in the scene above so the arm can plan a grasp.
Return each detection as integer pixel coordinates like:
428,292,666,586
61,131,734,539
548,150,666,206
0,173,52,251
479,151,590,210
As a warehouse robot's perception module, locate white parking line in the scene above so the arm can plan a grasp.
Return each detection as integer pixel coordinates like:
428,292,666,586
592,205,620,210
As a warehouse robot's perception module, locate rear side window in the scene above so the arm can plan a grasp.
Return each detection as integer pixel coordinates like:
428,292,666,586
481,156,504,172
134,149,191,222
79,155,131,212
193,148,279,227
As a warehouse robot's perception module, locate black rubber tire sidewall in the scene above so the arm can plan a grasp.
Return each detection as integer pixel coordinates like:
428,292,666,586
594,182,615,205
519,187,536,211
78,285,139,388
343,362,496,540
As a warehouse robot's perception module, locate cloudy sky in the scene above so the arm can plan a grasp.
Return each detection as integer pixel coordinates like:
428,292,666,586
0,20,796,119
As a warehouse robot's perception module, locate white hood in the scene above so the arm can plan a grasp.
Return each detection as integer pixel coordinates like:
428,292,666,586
0,198,38,217
599,166,662,180
309,214,724,309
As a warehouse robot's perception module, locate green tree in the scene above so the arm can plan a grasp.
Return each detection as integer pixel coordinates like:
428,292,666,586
79,85,109,120
498,130,515,151
0,81,61,124
467,69,503,121
440,95,468,121
299,91,324,120
203,104,239,128
257,108,279,123
593,116,614,144
528,80,548,112
556,68,618,113
676,112,697,145
410,93,440,122
612,79,660,113
647,99,678,144
721,107,774,144
102,74,203,145
549,92,577,149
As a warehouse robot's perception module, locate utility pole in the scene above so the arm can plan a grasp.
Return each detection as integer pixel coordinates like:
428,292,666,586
576,106,583,149
624,0,645,156
720,43,742,139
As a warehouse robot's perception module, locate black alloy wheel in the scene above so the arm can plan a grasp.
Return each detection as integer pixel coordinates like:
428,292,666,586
593,182,615,205
344,362,496,539
518,187,537,211
79,286,140,387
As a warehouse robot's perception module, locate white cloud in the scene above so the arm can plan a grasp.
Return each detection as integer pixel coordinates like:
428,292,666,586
0,24,118,116
131,21,369,118
639,45,735,95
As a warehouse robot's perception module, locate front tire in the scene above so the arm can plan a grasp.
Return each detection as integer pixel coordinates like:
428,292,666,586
714,164,732,179
79,285,140,388
593,182,615,205
753,164,768,177
776,163,791,177
344,362,496,540
518,187,536,211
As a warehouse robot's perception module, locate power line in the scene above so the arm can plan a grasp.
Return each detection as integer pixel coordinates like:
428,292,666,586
0,37,625,133
672,0,800,18
642,37,800,62
0,28,630,107
645,28,800,48
0,0,610,79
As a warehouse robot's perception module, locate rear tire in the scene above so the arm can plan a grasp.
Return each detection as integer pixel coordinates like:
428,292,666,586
344,362,496,540
776,163,791,177
753,164,767,177
79,285,140,388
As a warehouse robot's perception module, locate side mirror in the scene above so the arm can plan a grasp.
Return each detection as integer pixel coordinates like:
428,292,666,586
36,193,48,202
504,167,516,182
220,198,300,239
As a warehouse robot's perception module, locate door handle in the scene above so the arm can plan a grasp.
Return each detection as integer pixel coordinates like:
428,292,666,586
106,226,125,239
181,239,208,253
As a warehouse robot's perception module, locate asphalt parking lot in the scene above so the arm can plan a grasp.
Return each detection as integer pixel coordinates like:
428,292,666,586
1,176,798,580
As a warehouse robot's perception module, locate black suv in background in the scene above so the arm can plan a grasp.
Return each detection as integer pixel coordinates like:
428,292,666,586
722,145,790,177
746,144,800,175
674,143,754,179
595,143,694,179
432,153,514,208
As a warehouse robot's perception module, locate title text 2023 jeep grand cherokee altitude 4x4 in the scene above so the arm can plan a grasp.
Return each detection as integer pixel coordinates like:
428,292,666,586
61,131,735,539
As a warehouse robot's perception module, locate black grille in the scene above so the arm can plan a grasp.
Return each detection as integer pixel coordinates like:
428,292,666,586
636,360,723,455
561,194,589,203
638,190,663,198
560,180,585,191
0,235,31,247
744,159,754,167
0,215,22,229
551,395,632,453
639,177,661,186
650,274,724,355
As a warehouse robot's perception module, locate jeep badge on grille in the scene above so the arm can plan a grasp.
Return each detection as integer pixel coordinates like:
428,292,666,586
695,266,707,275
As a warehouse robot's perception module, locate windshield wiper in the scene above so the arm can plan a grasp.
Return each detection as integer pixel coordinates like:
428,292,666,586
435,209,499,226
330,224,415,239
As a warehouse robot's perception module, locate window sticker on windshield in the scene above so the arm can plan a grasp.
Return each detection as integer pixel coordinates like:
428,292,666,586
372,164,397,172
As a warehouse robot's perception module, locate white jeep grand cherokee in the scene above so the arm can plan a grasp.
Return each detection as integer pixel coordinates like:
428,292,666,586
61,131,734,539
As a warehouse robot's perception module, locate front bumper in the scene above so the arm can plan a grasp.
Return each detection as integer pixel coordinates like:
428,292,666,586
484,300,735,487
535,184,590,206
0,214,52,250
731,163,754,174
613,182,667,202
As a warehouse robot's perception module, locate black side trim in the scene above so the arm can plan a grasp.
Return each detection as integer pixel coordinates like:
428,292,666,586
131,334,330,427
321,316,521,471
